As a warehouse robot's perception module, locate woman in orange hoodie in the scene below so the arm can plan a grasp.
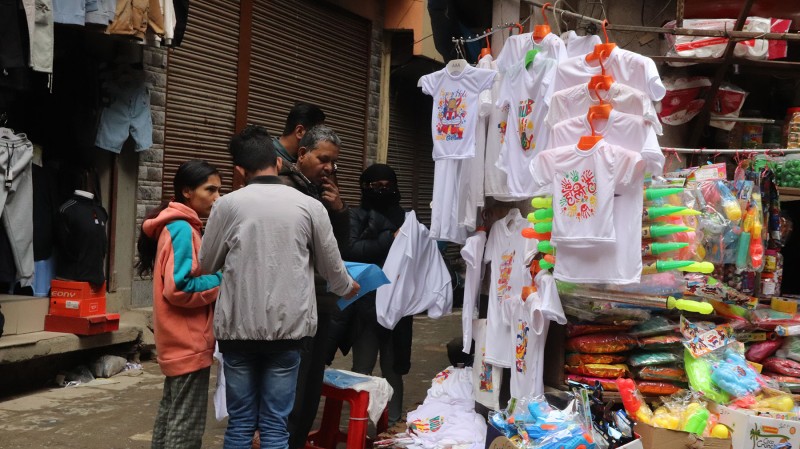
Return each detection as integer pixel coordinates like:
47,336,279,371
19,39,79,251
136,160,222,449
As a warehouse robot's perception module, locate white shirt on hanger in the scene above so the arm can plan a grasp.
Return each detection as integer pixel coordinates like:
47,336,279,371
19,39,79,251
553,46,666,101
460,230,487,353
483,209,531,368
418,65,496,160
530,141,643,248
472,318,503,410
546,82,663,135
376,211,453,329
561,31,602,58
483,62,517,202
430,159,469,244
496,57,558,198
495,33,568,72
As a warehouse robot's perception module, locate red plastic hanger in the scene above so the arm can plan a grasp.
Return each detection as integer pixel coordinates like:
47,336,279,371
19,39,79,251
578,110,603,150
479,29,492,59
533,3,552,43
588,49,614,91
586,19,616,63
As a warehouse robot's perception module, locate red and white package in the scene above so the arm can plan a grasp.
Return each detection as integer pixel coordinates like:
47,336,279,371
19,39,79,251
658,77,712,125
710,83,748,131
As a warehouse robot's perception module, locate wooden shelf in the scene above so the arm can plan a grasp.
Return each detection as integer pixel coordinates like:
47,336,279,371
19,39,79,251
779,186,800,202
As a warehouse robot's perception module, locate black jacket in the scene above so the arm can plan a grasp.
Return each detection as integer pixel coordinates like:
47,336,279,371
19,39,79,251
278,163,350,312
344,207,402,266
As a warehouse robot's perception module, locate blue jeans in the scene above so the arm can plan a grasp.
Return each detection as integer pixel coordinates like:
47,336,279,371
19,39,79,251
223,350,301,449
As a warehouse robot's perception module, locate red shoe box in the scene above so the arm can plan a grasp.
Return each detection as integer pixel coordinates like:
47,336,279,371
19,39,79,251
44,313,120,335
49,297,106,317
50,280,106,300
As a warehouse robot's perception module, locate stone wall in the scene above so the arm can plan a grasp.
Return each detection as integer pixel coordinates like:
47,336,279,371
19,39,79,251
364,5,385,167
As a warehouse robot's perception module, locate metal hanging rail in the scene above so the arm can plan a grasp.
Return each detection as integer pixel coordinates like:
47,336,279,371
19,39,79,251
450,14,535,44
661,147,800,155
524,0,800,41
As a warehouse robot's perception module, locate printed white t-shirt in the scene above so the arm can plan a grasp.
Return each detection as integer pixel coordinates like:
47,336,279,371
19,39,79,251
495,33,568,71
483,208,530,367
545,109,664,175
562,31,602,58
544,112,655,284
484,64,516,201
418,65,496,160
460,231,487,353
553,47,666,101
496,57,558,198
506,270,566,398
546,82,663,134
472,319,503,410
530,141,643,248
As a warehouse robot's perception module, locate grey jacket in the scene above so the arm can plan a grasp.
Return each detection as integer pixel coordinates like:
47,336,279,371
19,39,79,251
199,176,354,351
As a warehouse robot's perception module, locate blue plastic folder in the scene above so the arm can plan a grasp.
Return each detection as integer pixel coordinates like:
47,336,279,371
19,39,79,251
336,262,390,310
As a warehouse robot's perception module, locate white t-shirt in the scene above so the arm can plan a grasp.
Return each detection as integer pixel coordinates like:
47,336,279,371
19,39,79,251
553,47,666,101
530,141,643,247
407,402,487,449
545,112,654,285
506,270,566,398
431,159,469,244
546,82,663,135
496,57,558,198
460,231,487,353
376,211,453,328
484,64,516,201
483,209,531,367
472,319,503,410
495,33,568,71
545,109,664,175
418,65,496,160
562,31,602,58
426,366,475,409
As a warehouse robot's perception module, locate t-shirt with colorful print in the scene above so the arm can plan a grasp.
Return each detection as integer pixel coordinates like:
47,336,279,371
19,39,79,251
418,64,496,160
530,140,644,248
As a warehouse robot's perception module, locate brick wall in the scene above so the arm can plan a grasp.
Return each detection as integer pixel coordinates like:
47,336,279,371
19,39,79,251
364,6,385,167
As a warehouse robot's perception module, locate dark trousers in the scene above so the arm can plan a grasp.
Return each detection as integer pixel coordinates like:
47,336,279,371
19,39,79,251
287,309,332,449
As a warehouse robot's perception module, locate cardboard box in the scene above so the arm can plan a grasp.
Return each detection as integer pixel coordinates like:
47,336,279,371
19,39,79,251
715,403,800,449
44,313,120,335
636,421,730,449
0,296,49,335
49,296,106,317
50,280,105,301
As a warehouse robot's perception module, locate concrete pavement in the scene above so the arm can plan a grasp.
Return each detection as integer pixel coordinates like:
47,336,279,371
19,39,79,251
0,311,463,448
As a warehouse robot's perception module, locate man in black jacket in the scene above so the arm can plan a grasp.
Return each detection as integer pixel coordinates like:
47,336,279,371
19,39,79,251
282,125,349,449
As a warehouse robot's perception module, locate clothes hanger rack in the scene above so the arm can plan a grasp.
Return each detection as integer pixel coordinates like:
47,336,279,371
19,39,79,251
450,14,536,45
662,147,800,155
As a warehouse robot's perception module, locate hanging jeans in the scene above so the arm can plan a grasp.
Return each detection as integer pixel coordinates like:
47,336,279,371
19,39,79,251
0,135,34,287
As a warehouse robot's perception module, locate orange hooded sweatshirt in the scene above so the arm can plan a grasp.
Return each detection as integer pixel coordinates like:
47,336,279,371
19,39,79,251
143,202,221,377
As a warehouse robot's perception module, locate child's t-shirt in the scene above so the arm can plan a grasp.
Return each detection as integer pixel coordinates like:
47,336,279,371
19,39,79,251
483,208,530,368
418,65,496,160
472,318,503,410
530,141,643,248
460,231,487,353
495,32,568,72
562,31,602,58
553,47,666,101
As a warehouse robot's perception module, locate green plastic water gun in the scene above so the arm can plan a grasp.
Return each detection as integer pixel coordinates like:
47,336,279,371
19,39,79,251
642,224,694,238
642,242,689,256
677,261,715,274
644,187,685,201
641,260,696,275
538,240,554,254
534,222,552,233
643,206,701,220
531,197,552,209
667,296,714,314
533,208,554,220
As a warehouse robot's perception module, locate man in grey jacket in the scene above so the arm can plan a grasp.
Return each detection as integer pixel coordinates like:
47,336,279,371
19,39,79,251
199,125,359,449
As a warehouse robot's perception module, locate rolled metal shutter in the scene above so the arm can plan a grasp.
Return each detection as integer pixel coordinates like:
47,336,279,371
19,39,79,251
247,0,370,205
163,0,239,196
387,87,434,225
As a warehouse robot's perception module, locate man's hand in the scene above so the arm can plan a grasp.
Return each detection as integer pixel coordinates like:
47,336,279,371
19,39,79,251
320,177,345,211
344,280,361,299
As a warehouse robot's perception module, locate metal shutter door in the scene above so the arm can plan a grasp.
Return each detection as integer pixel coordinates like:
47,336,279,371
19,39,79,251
247,0,370,205
163,0,239,196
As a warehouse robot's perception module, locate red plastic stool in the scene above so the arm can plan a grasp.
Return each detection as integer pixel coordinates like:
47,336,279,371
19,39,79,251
306,383,388,449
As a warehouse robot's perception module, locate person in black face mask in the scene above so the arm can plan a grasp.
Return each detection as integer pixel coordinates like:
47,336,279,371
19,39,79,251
327,164,412,426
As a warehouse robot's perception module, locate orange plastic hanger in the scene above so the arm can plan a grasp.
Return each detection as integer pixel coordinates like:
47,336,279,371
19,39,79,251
479,29,492,59
588,84,612,118
510,23,524,35
578,111,603,150
588,49,614,91
586,19,616,63
533,3,552,43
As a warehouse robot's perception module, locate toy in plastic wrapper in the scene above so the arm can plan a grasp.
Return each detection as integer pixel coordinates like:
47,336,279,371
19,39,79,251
567,324,632,337
709,346,761,397
638,334,683,350
565,334,639,354
636,365,688,382
775,336,800,362
746,338,784,363
629,316,678,337
566,353,628,366
684,349,731,404
763,357,800,377
637,381,685,396
615,378,653,424
565,364,629,379
628,351,683,367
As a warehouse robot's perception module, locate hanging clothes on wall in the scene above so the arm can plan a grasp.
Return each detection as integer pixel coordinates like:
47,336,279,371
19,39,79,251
56,190,108,288
0,129,35,287
95,66,153,153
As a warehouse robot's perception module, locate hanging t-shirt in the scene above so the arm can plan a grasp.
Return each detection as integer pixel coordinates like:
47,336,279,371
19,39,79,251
544,112,654,284
530,141,643,248
483,209,530,367
431,159,469,244
495,33,568,72
496,57,558,198
418,65,496,160
472,319,502,410
546,82,663,134
484,61,516,202
545,109,664,175
460,230,487,353
553,47,666,101
562,31,603,58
